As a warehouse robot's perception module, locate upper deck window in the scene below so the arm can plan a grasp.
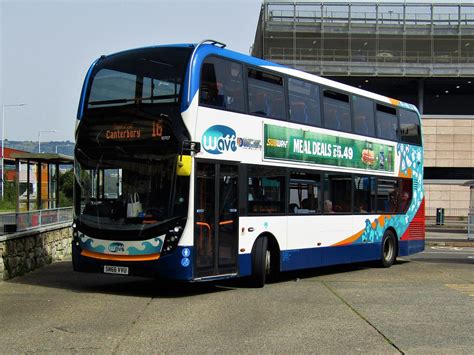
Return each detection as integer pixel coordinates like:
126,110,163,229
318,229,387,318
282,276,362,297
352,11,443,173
288,78,321,127
376,104,398,141
86,47,191,109
399,108,421,145
353,95,375,136
200,57,245,112
323,90,351,132
247,69,286,120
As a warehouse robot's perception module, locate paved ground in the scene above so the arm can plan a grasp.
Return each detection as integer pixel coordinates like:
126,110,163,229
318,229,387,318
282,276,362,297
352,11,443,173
426,231,474,247
0,245,473,354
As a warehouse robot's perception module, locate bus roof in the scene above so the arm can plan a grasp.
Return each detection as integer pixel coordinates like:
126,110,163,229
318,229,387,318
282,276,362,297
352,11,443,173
88,42,419,115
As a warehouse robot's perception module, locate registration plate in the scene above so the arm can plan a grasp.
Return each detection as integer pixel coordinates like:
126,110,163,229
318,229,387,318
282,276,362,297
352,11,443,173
104,265,129,275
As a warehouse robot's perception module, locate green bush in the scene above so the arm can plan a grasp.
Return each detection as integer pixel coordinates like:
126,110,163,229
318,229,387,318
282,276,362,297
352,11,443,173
0,181,17,211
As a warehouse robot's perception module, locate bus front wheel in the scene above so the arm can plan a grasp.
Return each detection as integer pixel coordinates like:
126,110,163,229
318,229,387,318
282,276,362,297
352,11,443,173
378,230,397,268
251,236,269,288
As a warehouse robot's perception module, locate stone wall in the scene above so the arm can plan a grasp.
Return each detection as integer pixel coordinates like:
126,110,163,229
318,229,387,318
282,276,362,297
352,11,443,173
422,117,474,217
0,223,72,281
423,118,474,168
425,184,471,216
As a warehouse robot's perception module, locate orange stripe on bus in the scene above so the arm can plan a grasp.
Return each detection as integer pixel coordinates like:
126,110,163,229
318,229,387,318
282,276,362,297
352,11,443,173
398,168,413,178
81,250,161,262
389,98,400,106
332,229,364,247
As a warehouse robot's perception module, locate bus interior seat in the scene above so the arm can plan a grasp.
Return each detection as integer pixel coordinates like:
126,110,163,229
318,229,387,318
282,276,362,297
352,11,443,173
224,83,243,110
269,96,285,119
341,112,351,131
290,101,308,123
289,203,299,214
355,115,369,135
200,81,224,106
252,92,269,115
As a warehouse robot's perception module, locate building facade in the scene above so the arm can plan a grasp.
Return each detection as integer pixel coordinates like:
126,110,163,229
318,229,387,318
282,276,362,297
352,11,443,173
252,0,474,216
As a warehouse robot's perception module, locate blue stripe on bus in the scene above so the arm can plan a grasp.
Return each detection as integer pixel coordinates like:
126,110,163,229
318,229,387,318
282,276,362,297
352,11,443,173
188,240,422,276
181,44,283,112
77,58,99,120
398,239,425,256
238,253,252,277
238,244,383,275
280,244,382,272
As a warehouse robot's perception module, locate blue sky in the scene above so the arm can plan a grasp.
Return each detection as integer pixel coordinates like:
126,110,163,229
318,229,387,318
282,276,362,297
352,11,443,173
0,0,262,141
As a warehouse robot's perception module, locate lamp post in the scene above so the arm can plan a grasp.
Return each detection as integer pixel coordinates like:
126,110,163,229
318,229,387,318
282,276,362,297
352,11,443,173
38,130,57,153
1,103,26,199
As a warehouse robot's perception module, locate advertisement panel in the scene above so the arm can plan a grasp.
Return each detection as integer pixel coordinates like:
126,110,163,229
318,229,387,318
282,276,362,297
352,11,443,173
264,124,394,172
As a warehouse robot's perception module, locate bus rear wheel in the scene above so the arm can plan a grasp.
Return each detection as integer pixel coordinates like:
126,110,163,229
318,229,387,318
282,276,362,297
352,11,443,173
251,236,269,288
378,230,397,268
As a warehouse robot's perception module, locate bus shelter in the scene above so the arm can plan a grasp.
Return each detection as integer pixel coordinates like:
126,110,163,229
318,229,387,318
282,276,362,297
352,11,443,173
9,152,73,231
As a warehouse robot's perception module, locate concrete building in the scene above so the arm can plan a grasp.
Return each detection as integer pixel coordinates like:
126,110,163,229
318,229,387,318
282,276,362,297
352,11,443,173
252,0,474,217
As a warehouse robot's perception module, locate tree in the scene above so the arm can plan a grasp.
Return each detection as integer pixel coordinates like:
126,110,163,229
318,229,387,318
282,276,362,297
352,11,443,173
59,169,74,206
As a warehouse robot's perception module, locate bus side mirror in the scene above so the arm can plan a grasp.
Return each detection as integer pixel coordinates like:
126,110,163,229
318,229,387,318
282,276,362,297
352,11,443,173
177,155,192,176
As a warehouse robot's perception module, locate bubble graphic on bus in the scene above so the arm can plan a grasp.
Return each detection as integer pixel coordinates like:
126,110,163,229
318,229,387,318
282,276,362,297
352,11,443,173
202,125,237,155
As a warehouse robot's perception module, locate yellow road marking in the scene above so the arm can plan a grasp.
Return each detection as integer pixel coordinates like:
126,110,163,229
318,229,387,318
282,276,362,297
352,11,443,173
446,284,474,297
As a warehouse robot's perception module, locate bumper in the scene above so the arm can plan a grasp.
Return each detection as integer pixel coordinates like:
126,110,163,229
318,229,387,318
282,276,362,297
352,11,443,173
72,242,194,281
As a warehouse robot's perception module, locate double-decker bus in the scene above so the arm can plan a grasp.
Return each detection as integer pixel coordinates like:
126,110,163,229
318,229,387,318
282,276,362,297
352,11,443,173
73,40,425,286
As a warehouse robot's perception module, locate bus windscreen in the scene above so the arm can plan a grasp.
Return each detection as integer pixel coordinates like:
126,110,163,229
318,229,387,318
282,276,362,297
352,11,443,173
86,47,192,109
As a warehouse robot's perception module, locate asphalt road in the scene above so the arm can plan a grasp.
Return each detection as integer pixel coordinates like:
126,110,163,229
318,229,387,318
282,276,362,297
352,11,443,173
410,245,474,263
0,248,473,354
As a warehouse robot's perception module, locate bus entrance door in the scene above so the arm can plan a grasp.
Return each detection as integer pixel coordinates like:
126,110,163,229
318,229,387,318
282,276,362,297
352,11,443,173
195,162,239,278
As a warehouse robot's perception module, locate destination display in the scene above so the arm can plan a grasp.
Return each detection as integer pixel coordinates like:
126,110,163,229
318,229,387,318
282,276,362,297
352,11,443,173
264,124,394,172
77,117,174,148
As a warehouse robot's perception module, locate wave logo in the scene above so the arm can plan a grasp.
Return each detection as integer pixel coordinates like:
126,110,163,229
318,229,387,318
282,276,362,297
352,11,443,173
202,125,237,155
108,242,125,253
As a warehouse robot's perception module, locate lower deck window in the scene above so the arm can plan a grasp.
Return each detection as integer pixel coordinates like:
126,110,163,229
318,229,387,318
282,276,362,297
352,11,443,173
323,173,352,213
353,176,376,213
248,166,286,214
377,179,399,213
289,172,321,214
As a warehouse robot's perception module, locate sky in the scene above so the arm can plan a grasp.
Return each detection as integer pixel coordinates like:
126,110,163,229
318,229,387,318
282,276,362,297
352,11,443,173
0,0,262,141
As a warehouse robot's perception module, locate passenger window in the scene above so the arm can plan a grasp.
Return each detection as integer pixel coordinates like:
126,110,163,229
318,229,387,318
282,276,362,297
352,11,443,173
376,104,398,141
323,173,352,213
323,90,351,132
288,78,321,126
199,57,245,112
248,69,286,120
353,96,375,136
247,166,286,214
377,178,399,213
353,176,376,213
398,179,412,213
289,172,321,214
399,109,421,145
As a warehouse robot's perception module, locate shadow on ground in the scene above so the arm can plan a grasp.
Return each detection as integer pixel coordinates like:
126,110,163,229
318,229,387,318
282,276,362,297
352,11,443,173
5,258,413,298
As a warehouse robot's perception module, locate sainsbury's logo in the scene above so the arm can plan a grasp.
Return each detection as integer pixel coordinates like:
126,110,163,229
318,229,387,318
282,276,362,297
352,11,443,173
202,125,237,155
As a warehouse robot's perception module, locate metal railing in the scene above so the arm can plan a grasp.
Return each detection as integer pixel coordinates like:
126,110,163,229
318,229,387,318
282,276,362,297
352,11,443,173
258,2,474,72
468,213,474,240
426,207,470,218
0,207,73,234
266,2,474,26
267,47,474,65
